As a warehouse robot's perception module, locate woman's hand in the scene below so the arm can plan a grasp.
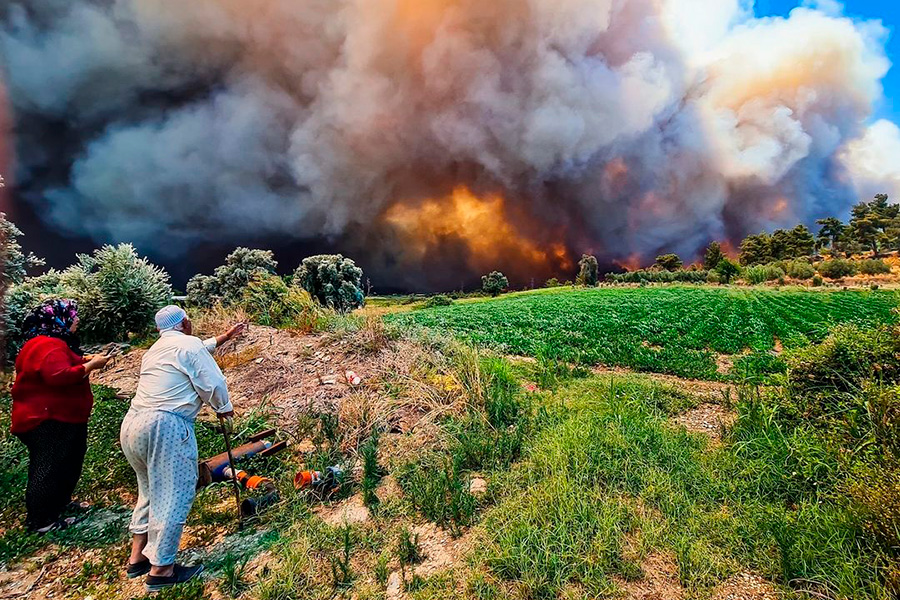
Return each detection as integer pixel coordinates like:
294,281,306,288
84,354,111,374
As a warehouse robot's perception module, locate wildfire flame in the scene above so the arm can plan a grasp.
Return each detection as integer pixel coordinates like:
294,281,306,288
614,253,643,272
383,187,571,279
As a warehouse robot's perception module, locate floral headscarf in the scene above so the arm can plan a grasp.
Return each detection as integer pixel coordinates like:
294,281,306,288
22,299,82,355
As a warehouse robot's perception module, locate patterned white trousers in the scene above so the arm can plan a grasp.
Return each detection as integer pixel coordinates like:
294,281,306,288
120,409,198,566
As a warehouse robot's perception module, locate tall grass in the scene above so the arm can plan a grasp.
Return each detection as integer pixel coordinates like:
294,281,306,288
471,376,895,598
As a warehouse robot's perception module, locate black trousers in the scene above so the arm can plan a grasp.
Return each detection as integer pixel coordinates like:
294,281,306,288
16,420,88,530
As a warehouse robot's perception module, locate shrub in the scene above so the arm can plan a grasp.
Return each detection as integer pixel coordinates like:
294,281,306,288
654,253,683,271
294,254,365,313
240,273,321,330
604,269,709,285
187,248,278,307
817,259,857,279
360,433,384,509
786,324,900,407
785,260,815,280
398,456,475,536
0,213,43,290
858,259,891,276
185,274,220,308
744,264,784,284
706,271,721,284
56,244,172,342
423,294,453,308
714,258,741,283
481,271,508,297
2,272,67,362
812,274,824,287
576,255,599,286
544,278,560,288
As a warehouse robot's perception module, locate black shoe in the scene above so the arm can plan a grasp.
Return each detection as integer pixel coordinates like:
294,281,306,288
63,501,92,516
32,516,79,534
126,558,151,579
145,564,204,591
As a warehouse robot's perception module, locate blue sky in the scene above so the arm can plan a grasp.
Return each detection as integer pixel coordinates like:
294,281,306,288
754,0,900,122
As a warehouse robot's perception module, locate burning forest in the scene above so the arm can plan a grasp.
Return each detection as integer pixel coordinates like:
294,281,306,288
2,0,900,290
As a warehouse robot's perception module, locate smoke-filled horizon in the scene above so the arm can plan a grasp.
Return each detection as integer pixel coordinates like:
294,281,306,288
3,0,900,291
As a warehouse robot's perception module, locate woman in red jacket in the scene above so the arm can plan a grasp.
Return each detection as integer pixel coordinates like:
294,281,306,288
11,299,110,533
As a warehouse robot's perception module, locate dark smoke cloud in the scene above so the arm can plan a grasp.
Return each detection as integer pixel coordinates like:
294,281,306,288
0,0,897,290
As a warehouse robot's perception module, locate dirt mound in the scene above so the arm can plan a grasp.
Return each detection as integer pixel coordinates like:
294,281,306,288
95,324,443,446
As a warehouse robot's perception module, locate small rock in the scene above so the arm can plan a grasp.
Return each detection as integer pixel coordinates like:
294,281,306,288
386,572,404,599
469,477,488,495
320,375,337,385
254,357,264,364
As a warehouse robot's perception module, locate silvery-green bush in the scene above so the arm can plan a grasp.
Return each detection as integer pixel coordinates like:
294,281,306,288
186,247,278,307
0,212,44,290
2,244,171,362
60,244,172,342
293,254,364,313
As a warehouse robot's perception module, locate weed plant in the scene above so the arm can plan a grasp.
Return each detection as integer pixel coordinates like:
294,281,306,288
360,433,385,509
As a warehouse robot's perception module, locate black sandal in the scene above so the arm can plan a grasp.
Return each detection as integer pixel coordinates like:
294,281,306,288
64,501,92,515
33,516,79,534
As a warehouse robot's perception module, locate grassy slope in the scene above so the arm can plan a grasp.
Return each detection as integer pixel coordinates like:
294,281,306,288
0,306,894,599
390,286,899,379
469,375,889,599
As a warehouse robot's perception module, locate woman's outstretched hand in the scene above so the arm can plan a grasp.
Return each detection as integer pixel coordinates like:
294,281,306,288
84,354,111,374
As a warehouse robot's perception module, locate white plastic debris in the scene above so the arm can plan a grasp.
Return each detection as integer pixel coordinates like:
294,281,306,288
345,370,362,386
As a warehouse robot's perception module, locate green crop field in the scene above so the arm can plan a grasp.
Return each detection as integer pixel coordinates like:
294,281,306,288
391,286,899,379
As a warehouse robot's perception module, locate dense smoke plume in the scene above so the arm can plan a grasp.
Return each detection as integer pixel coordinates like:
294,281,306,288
1,0,899,289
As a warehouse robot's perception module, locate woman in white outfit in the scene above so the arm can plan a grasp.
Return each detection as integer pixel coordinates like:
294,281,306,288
120,305,244,591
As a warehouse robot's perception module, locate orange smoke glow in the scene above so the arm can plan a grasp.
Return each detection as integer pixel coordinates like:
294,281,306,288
614,253,643,272
769,196,790,219
384,187,571,276
718,239,739,259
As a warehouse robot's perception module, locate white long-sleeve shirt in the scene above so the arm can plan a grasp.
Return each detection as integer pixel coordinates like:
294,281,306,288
131,331,232,420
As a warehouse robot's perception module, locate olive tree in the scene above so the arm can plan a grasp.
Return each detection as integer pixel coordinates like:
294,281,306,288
293,254,364,312
481,271,509,297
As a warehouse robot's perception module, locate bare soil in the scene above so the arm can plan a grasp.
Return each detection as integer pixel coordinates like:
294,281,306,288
671,403,737,444
615,551,684,600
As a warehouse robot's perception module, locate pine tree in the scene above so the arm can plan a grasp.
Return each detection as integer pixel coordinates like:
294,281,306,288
703,242,724,270
816,217,845,252
739,233,772,266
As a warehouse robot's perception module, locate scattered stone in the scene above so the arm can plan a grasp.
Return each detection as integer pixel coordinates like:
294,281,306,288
672,403,736,443
386,572,404,599
711,573,779,600
322,495,370,525
469,477,488,495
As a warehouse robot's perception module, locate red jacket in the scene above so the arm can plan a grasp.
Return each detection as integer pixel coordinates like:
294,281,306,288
11,336,93,434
